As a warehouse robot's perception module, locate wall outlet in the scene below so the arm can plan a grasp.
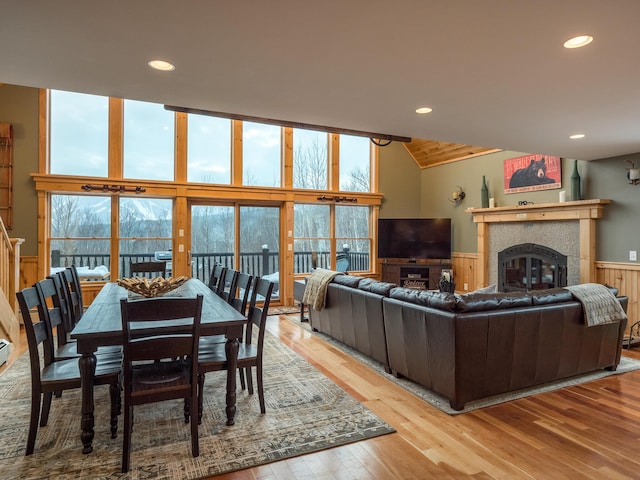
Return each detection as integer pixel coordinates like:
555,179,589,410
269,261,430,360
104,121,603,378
631,250,637,261
463,283,469,291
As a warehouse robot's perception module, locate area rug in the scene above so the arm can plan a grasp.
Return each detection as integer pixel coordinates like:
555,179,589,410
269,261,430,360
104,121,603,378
267,304,302,316
282,314,640,415
0,332,394,479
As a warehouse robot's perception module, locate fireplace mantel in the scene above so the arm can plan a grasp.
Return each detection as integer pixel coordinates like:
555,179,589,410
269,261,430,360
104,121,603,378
466,199,611,287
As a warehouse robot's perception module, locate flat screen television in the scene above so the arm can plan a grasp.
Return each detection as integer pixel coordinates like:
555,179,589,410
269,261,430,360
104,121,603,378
377,218,452,260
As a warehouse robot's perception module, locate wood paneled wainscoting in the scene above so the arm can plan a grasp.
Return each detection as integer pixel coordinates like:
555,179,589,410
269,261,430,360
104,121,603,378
596,261,640,334
451,252,478,293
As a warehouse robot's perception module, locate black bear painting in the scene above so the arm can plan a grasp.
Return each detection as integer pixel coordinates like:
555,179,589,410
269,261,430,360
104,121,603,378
504,155,561,194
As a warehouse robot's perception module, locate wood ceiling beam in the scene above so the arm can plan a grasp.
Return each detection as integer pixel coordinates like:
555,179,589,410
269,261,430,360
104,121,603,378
164,105,412,144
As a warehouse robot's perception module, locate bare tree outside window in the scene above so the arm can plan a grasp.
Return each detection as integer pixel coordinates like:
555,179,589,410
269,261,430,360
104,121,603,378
293,130,328,190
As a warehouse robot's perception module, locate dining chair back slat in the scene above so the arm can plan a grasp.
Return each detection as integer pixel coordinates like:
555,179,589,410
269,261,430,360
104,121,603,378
129,261,166,278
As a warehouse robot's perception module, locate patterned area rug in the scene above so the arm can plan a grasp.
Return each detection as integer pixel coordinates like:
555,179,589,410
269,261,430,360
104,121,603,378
267,305,301,316
0,332,394,479
282,314,640,415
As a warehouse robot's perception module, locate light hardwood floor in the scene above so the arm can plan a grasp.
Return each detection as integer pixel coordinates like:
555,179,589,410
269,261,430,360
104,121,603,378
5,315,640,479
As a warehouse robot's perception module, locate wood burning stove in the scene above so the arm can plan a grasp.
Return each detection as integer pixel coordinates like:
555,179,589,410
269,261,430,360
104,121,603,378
498,243,567,292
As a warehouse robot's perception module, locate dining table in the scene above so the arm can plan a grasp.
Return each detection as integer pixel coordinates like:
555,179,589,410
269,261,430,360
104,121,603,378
71,278,247,454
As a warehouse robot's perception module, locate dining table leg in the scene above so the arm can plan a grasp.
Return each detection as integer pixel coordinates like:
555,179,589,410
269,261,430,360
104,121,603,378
78,351,97,454
224,337,239,425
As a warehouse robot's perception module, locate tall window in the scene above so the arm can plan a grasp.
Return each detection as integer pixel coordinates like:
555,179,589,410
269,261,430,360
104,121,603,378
49,90,109,177
335,205,370,271
187,114,232,184
43,90,380,286
123,100,175,181
119,197,173,277
293,129,328,189
50,194,111,270
242,122,281,187
339,135,370,192
293,204,330,273
191,205,236,281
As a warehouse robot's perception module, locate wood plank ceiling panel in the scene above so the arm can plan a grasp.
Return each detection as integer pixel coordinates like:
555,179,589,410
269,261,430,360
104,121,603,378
404,138,501,169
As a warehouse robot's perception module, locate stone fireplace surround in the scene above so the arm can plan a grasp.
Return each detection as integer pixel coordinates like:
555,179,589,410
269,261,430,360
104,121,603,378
467,199,611,288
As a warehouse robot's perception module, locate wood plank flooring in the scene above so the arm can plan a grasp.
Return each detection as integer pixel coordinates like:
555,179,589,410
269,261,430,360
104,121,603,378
5,314,640,479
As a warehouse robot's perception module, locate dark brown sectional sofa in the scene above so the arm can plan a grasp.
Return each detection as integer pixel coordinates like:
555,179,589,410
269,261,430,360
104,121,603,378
308,276,628,411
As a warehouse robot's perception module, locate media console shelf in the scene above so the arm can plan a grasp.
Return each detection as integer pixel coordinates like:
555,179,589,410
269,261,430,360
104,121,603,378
381,260,452,290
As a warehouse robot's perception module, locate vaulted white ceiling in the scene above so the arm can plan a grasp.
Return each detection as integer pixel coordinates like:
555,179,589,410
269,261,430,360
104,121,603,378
2,1,639,161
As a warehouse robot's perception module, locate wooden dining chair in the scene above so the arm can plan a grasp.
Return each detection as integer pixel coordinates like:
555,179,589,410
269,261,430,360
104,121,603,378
216,268,238,302
119,294,203,473
199,273,255,354
50,272,121,357
198,278,275,422
129,261,166,278
35,276,78,360
67,265,85,317
16,286,122,456
230,272,254,315
207,263,226,292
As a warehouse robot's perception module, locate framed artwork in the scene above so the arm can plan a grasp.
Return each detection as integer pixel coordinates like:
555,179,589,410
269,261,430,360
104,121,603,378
504,154,561,194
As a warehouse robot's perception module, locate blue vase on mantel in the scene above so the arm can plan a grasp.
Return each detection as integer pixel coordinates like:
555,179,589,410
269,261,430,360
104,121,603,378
480,175,489,208
571,160,582,201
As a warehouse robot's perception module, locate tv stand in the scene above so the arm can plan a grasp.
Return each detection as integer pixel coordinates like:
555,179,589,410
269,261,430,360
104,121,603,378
381,260,452,290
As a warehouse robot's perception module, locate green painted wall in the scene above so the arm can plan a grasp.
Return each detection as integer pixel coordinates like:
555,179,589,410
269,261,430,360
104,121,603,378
377,142,422,218
0,84,39,256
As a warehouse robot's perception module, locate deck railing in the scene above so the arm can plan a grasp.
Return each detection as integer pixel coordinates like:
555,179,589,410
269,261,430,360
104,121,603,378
50,246,370,282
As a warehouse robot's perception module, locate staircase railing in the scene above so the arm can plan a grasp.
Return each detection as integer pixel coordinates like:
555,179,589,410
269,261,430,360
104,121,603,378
0,216,23,345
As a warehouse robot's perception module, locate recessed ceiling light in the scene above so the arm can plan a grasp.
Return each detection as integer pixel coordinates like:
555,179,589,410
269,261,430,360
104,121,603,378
415,107,433,114
148,59,175,71
569,133,586,139
563,35,593,49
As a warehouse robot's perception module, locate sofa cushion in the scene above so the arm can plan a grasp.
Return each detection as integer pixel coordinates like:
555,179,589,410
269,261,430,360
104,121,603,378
389,287,457,311
530,288,573,305
332,274,363,288
455,291,533,312
358,278,396,296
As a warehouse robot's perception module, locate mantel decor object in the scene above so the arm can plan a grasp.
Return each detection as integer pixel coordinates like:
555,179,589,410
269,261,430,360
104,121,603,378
571,160,582,201
480,176,489,208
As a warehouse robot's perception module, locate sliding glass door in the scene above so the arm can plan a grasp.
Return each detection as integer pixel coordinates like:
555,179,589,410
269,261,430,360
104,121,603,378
190,203,281,298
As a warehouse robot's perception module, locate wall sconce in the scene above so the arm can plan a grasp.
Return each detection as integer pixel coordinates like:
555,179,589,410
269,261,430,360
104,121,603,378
449,186,465,205
627,160,640,185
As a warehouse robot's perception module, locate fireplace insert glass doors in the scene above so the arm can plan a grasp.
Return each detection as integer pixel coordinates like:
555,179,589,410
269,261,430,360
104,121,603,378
498,243,567,292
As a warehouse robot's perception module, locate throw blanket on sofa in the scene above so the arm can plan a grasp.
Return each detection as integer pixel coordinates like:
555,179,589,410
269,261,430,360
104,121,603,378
565,283,627,327
303,268,343,311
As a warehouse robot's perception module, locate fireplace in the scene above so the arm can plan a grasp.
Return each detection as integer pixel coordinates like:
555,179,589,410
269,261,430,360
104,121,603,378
498,243,567,292
467,200,611,288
